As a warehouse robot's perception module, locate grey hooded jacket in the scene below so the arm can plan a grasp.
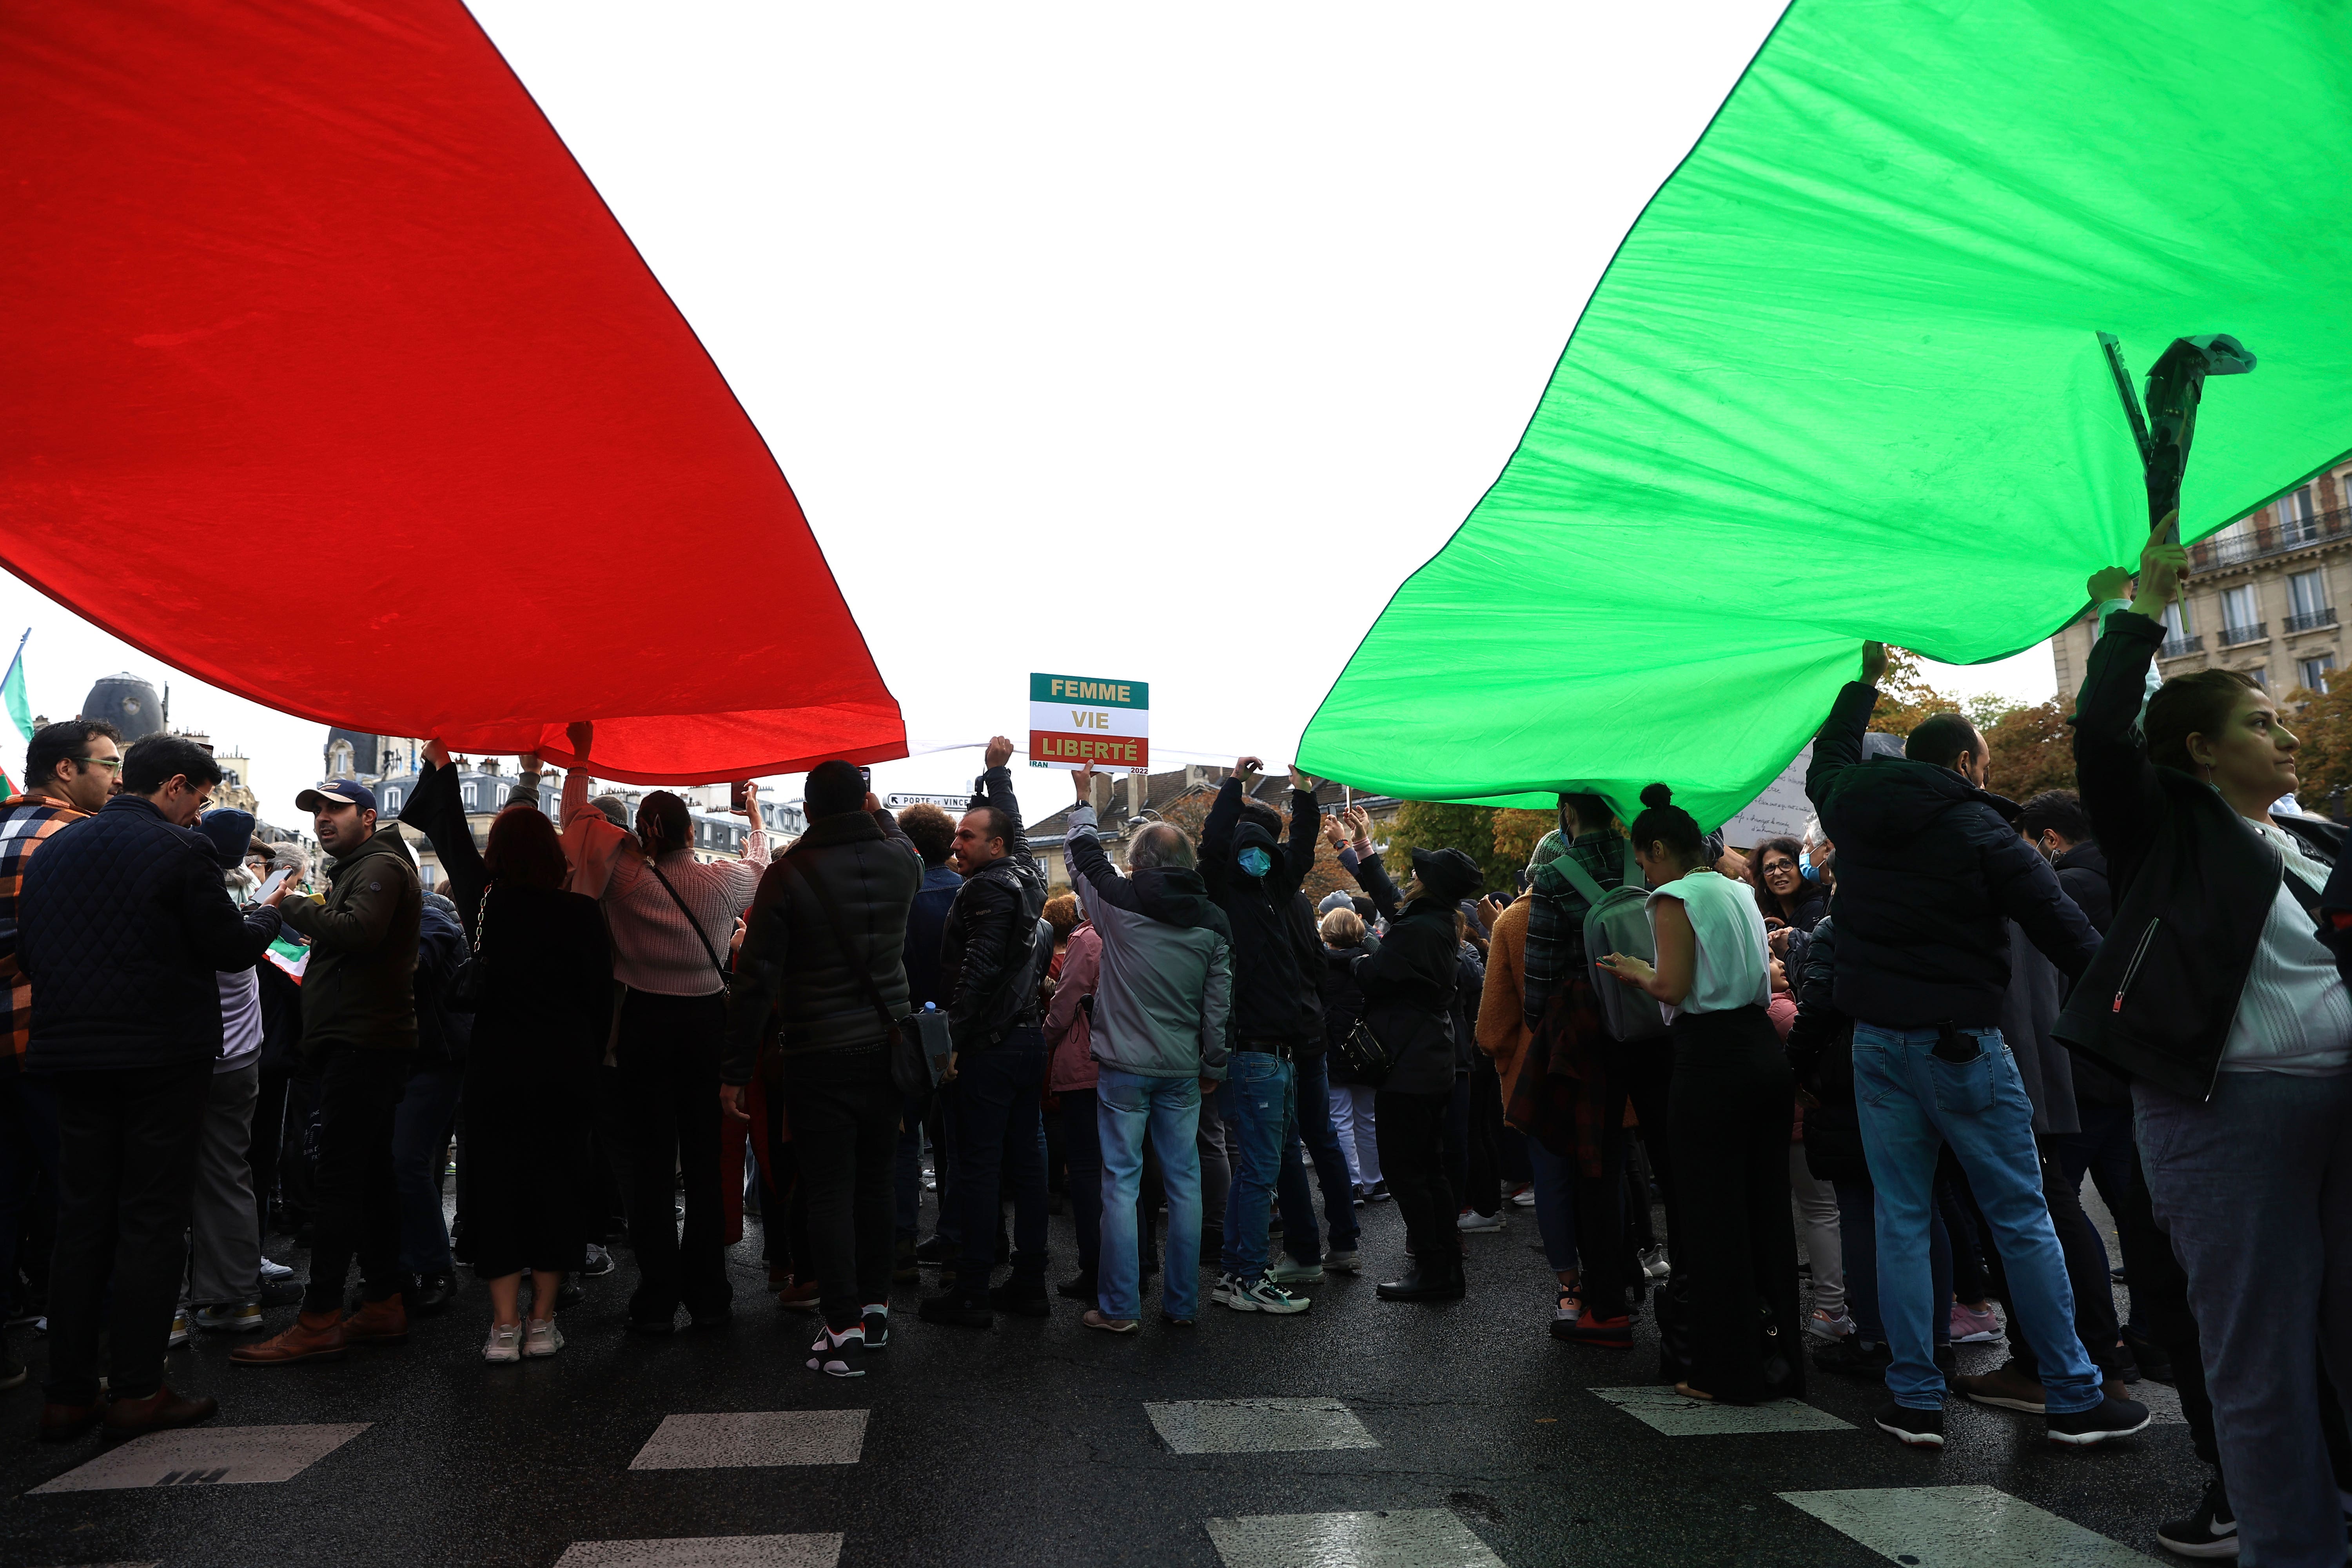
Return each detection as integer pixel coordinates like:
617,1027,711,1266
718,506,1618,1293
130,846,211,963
1063,804,1233,1080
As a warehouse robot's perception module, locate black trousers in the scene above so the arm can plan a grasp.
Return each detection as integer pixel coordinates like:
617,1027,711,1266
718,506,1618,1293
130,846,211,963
613,989,731,1322
250,1064,291,1239
303,1046,412,1314
780,1049,899,1332
44,1061,211,1405
1666,1006,1801,1404
1375,1088,1454,1270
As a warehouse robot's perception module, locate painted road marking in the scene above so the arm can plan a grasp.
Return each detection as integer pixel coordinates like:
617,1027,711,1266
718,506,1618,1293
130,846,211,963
555,1535,844,1567
29,1423,370,1494
1207,1509,1504,1568
628,1411,866,1470
1145,1397,1379,1455
1779,1485,2154,1566
1590,1385,1851,1437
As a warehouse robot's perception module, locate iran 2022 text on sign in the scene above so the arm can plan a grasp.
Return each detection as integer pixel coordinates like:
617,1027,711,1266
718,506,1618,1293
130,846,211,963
1029,673,1149,770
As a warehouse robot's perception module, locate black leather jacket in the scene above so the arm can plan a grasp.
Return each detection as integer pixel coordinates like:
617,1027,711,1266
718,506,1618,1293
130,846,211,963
940,766,1048,1051
2054,610,2343,1100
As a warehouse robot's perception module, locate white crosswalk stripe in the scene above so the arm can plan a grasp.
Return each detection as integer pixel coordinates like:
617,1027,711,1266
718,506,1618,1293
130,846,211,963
1590,1386,1851,1436
1206,1508,1505,1568
29,1423,371,1494
1778,1485,2155,1565
1145,1397,1379,1454
628,1411,866,1470
554,1534,843,1567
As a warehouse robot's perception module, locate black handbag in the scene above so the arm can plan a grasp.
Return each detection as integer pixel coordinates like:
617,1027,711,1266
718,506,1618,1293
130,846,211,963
776,855,950,1098
447,887,490,1013
1337,1006,1401,1084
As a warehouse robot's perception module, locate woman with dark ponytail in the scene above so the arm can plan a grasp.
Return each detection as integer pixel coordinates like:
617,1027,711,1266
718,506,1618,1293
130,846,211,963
1598,784,1802,1404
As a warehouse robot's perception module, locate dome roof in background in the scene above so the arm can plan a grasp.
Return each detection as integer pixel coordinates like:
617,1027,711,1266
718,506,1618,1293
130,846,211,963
80,672,164,742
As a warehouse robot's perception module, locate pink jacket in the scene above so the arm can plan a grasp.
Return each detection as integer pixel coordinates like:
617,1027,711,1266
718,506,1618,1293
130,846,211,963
1045,922,1101,1093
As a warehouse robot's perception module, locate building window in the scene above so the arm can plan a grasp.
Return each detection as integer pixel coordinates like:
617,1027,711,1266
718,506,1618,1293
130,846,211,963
327,739,354,779
2292,569,2326,617
384,786,402,812
2162,601,2192,638
461,782,478,809
2218,585,2265,645
2299,655,2335,694
2281,485,2319,543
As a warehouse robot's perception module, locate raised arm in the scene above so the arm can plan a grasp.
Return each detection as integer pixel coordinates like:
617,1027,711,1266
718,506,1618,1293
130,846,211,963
1283,768,1320,888
2073,540,2184,878
972,735,1029,862
404,741,488,932
1805,641,1888,817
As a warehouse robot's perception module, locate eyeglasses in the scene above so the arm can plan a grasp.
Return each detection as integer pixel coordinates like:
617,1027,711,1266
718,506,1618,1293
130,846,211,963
76,755,123,773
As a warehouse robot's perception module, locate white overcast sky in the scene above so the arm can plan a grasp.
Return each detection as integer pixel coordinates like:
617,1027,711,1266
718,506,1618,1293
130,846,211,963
0,0,2060,816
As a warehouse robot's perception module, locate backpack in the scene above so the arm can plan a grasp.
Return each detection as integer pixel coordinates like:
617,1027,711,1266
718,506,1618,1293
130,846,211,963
1553,840,1670,1043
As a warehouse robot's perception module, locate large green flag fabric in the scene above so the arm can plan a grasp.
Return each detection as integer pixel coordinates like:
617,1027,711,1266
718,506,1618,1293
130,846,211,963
1299,0,2352,829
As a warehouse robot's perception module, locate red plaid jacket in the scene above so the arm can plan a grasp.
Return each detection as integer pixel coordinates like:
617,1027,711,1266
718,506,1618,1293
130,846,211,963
0,795,89,1073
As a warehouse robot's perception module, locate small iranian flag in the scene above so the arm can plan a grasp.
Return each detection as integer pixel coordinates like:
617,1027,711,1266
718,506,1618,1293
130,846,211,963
265,937,310,984
0,631,31,798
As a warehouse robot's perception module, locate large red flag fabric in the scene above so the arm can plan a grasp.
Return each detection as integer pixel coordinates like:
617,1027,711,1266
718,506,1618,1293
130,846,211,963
0,2,904,784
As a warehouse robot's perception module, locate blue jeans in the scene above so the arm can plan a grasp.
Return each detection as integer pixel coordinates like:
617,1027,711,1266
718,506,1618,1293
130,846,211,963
1851,1023,2100,1413
1526,1136,1579,1274
1219,1051,1294,1279
1830,1177,1952,1346
1278,1051,1358,1262
2138,1070,2352,1568
391,1058,462,1276
947,1030,1049,1299
1096,1067,1202,1321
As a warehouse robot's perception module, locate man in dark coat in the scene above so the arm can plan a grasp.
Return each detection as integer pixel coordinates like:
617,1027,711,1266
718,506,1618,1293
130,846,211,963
21,734,286,1441
1808,643,2143,1451
725,761,920,1376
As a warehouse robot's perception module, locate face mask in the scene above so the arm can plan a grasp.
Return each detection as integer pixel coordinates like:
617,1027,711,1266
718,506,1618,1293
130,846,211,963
1237,846,1273,878
1799,850,1820,882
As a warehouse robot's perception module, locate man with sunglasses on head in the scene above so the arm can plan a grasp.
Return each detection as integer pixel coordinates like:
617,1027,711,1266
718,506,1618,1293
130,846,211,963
18,733,290,1442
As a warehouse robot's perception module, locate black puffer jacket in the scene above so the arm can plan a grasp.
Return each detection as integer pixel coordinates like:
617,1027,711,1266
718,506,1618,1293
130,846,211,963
1807,680,2100,1027
1319,936,1379,1084
1198,780,1321,1047
1351,895,1459,1096
1783,916,1865,1185
2058,611,2347,1099
941,766,1049,1052
1286,893,1328,1056
725,807,922,1083
20,793,283,1072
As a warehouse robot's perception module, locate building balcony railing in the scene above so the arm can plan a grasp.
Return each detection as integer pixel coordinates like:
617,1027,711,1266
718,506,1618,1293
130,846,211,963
2219,621,2269,647
2285,607,2339,634
2189,504,2351,572
2159,634,2204,658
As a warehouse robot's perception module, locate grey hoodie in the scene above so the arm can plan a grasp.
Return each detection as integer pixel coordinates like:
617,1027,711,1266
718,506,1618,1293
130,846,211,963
1063,804,1233,1080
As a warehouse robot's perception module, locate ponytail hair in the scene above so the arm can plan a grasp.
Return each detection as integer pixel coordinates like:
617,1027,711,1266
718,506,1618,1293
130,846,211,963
1628,783,1705,862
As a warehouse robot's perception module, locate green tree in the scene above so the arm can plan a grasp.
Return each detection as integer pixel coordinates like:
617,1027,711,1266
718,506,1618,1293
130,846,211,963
1381,800,1520,894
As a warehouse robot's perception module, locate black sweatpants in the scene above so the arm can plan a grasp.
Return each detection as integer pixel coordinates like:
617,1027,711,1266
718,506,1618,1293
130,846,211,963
780,1049,899,1332
303,1046,412,1314
1375,1088,1454,1270
613,989,732,1323
44,1061,211,1405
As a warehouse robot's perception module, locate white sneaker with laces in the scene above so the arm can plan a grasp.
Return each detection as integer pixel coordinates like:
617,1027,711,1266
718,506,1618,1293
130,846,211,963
1806,1307,1856,1342
523,1319,563,1358
1641,1246,1671,1280
258,1256,294,1281
1322,1249,1361,1274
1211,1273,1240,1306
483,1322,522,1363
1456,1209,1503,1233
1268,1257,1324,1284
1223,1274,1311,1315
1510,1186,1536,1208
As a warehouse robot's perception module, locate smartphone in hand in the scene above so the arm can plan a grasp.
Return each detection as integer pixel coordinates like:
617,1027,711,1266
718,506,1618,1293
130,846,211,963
730,780,751,813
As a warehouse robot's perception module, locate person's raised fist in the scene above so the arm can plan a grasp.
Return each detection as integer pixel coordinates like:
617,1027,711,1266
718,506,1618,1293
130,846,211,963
984,735,1014,770
567,720,594,759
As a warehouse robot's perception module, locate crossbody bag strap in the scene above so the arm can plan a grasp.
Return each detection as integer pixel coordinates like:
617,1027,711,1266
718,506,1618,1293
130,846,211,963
646,858,729,986
776,855,901,1044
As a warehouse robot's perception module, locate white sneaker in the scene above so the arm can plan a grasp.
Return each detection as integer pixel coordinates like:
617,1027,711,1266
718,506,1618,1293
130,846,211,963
1268,1257,1324,1285
1223,1273,1311,1315
258,1256,294,1281
1456,1209,1503,1233
1510,1186,1536,1208
1210,1273,1240,1306
1641,1246,1671,1280
167,1309,191,1348
1806,1308,1856,1342
522,1319,563,1358
1322,1249,1362,1274
483,1322,522,1363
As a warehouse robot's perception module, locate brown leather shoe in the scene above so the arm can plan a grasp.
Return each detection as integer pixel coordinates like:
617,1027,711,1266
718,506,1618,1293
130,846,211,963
775,1281,821,1314
102,1385,217,1443
340,1295,408,1344
230,1308,348,1365
1954,1361,2047,1414
37,1401,103,1443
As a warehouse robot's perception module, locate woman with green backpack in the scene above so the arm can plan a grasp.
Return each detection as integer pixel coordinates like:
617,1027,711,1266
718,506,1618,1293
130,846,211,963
1598,784,1803,1406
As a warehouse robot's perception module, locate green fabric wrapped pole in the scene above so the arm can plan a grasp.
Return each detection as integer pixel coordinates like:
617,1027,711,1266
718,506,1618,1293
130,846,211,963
1299,0,2352,829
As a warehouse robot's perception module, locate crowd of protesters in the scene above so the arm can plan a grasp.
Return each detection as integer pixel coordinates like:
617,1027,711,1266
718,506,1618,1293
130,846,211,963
2,532,2347,1561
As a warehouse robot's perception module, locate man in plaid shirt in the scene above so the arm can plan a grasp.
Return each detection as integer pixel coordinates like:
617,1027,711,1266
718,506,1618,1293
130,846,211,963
0,719,122,1382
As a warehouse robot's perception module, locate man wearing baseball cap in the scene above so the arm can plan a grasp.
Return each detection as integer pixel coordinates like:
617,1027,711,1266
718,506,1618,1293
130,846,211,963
235,777,421,1366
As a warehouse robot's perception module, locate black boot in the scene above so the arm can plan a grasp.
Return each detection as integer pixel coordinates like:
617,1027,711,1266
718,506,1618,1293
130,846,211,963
1377,1258,1465,1303
1056,1270,1097,1301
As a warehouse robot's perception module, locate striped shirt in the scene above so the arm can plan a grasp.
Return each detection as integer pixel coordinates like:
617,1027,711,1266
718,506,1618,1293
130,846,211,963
2221,820,2351,1076
560,774,768,996
0,795,90,1071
